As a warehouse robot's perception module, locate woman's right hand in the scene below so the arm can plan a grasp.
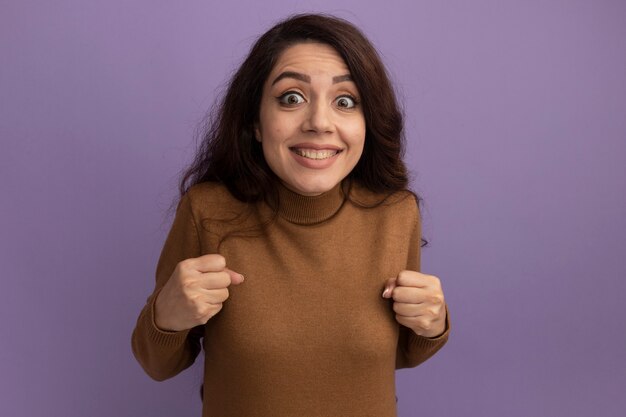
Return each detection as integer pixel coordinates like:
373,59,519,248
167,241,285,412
154,254,244,332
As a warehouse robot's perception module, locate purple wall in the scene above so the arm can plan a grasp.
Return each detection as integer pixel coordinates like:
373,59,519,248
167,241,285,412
2,1,625,416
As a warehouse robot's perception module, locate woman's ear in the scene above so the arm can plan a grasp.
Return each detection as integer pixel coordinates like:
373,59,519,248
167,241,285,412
254,124,262,142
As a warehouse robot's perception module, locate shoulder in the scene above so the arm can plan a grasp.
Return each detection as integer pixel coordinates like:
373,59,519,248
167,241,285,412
182,182,249,220
346,181,420,231
348,181,419,216
345,183,421,248
186,181,238,203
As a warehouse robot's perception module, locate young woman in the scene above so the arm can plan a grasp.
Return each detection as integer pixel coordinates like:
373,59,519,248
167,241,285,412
132,13,449,417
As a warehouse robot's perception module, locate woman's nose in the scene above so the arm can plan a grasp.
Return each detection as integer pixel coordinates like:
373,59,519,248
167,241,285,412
302,100,334,134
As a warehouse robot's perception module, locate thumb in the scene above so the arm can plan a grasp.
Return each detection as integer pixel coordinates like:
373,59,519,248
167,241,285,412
225,268,245,285
381,277,397,299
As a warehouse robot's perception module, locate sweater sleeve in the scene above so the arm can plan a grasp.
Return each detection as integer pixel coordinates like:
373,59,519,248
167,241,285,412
395,202,450,369
131,192,204,381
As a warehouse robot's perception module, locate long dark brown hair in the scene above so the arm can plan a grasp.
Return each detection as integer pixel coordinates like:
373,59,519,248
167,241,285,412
180,13,414,207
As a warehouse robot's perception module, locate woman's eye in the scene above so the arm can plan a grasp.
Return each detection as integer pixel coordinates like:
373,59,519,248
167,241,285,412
279,92,305,105
335,95,358,109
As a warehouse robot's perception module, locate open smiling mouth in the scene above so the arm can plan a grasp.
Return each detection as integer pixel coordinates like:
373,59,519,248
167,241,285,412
289,148,343,160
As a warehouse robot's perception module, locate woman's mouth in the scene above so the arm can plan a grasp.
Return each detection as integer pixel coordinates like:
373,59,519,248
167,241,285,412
290,148,342,160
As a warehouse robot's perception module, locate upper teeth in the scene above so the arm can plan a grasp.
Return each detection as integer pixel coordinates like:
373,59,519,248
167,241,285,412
293,149,338,160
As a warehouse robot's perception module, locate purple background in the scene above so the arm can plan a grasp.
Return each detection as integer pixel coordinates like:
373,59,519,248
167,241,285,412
2,1,625,416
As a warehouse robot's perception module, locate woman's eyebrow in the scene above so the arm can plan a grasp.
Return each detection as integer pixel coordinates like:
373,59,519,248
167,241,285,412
272,71,310,85
332,74,352,84
271,72,353,85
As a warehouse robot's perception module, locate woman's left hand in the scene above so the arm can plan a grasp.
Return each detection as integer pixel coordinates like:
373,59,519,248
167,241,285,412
382,271,447,338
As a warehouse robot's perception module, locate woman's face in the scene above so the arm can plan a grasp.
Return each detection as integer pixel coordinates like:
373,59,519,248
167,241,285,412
255,42,366,196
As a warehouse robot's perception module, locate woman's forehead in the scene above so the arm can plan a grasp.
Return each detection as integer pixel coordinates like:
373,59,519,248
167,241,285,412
269,42,350,78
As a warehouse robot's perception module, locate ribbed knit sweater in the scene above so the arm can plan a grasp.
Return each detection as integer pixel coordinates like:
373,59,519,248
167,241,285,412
131,181,449,417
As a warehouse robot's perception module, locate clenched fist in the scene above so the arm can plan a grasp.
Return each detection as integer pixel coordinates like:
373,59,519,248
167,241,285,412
154,254,244,332
382,271,446,338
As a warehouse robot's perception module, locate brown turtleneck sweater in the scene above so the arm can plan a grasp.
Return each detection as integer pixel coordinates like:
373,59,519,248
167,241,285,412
132,181,449,417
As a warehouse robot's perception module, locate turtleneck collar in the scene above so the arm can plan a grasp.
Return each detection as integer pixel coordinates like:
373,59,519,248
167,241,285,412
276,181,347,225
